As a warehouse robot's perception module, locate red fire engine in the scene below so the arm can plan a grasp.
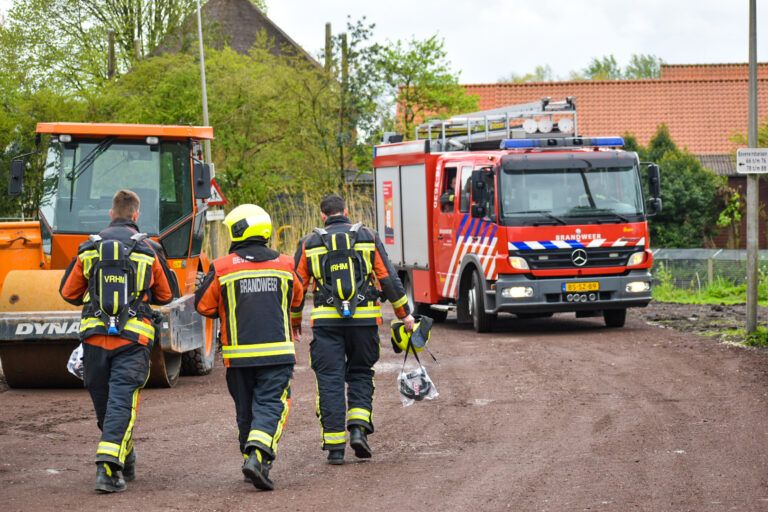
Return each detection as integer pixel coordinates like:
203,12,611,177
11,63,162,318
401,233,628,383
373,98,661,332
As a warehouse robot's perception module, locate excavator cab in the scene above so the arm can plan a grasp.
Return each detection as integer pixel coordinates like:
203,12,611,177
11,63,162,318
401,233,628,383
0,123,218,388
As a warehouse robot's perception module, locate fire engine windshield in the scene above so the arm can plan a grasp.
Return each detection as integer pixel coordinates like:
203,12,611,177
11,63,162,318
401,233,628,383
499,165,645,225
39,139,193,235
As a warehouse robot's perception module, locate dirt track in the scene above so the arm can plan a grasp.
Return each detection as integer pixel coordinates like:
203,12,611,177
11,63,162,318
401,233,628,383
2,305,768,511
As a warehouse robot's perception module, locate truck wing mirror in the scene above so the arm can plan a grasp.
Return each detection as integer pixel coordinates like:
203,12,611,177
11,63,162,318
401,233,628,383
471,204,486,218
8,159,24,196
193,160,211,199
471,169,486,202
646,197,662,216
646,163,661,198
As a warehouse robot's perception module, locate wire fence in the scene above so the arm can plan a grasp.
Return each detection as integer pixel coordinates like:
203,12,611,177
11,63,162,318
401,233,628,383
651,248,768,288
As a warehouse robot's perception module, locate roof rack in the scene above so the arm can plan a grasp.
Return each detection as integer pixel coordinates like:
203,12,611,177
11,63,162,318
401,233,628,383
415,97,577,152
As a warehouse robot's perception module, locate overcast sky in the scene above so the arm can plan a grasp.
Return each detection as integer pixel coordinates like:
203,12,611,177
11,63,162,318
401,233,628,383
1,0,766,83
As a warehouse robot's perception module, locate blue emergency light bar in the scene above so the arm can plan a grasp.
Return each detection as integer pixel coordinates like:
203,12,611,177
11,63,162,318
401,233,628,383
500,137,625,149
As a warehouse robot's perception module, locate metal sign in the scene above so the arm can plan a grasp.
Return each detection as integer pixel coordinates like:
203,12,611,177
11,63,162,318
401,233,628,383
208,178,228,205
206,209,225,222
736,148,768,174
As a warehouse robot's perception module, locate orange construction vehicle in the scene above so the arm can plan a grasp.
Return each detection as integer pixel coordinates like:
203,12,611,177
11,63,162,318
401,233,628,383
0,123,219,387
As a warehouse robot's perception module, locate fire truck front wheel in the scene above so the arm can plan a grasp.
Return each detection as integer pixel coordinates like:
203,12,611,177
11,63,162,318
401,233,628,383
468,269,496,333
603,308,627,328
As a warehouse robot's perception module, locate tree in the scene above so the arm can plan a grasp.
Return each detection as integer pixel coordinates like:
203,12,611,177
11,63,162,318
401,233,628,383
378,35,478,138
328,17,388,178
716,188,745,249
625,54,663,79
497,65,553,83
97,45,340,208
636,124,722,247
571,54,663,81
730,117,768,148
0,0,196,91
583,55,623,80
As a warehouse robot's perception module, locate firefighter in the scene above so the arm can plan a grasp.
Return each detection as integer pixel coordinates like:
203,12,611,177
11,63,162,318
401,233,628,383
195,204,303,490
293,194,415,465
59,189,177,493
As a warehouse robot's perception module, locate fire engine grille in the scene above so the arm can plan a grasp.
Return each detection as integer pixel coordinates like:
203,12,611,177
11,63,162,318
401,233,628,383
509,246,642,270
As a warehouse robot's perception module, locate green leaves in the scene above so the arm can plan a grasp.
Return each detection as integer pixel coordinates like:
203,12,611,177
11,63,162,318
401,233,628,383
635,124,722,248
377,35,477,138
500,54,664,82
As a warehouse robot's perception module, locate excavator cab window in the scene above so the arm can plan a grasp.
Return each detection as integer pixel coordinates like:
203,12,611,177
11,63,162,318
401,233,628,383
39,138,193,236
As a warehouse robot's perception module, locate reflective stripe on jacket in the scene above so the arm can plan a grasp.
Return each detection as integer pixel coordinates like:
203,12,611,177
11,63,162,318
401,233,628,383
195,250,303,368
293,215,410,327
59,218,174,350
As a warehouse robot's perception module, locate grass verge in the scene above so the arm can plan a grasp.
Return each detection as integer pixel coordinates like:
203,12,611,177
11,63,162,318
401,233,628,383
718,327,768,348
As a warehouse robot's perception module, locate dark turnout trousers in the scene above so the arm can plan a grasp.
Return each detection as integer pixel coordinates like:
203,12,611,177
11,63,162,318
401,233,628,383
83,341,151,467
310,325,379,450
225,363,294,460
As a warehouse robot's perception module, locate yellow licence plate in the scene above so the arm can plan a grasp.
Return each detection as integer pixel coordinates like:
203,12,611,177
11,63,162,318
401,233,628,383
563,282,599,292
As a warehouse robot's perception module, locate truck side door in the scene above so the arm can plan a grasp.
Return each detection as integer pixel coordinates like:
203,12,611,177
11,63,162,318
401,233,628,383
434,163,472,299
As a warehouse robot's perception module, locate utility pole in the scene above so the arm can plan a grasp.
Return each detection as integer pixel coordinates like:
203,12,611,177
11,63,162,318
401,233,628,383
746,0,758,333
195,0,217,257
195,0,212,164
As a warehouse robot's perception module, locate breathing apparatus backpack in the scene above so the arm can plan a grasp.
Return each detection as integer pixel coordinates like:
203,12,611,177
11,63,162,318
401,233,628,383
313,222,373,318
87,232,150,335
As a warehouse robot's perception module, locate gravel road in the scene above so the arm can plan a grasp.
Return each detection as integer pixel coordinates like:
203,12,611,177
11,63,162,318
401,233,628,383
2,305,768,511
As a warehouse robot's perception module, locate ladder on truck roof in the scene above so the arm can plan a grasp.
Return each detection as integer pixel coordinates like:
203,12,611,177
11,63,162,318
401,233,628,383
415,97,577,151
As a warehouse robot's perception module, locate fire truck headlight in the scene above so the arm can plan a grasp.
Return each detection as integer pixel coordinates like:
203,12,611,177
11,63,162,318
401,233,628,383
625,281,650,293
627,251,645,266
502,286,533,298
508,256,529,270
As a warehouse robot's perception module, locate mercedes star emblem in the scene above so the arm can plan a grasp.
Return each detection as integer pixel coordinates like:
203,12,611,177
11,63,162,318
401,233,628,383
571,248,588,267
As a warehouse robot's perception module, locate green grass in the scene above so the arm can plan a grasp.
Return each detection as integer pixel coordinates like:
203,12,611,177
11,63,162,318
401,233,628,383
652,282,768,306
718,327,768,348
652,263,768,306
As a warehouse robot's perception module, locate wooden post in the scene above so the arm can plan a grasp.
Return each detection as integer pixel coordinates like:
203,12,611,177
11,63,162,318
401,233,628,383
324,23,332,74
707,258,714,286
108,29,116,80
339,33,348,183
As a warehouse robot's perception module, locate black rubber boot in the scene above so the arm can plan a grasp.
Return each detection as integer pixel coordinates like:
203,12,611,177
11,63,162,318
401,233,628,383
349,426,372,459
95,462,126,493
327,449,345,465
122,449,136,482
242,450,274,491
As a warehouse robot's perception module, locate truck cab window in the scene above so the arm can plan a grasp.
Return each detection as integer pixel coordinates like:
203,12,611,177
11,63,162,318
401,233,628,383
459,166,472,213
440,167,457,213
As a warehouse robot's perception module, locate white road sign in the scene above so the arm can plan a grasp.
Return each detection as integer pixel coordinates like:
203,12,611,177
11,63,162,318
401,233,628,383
736,148,768,174
206,209,225,221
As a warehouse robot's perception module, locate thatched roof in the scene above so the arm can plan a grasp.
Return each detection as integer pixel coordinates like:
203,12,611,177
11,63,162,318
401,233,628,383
156,0,319,66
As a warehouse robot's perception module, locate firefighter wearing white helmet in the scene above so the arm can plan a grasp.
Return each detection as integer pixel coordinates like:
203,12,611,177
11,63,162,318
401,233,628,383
195,204,304,491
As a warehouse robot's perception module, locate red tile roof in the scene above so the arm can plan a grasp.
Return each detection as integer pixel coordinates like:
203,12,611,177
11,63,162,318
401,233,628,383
461,76,768,154
661,63,768,80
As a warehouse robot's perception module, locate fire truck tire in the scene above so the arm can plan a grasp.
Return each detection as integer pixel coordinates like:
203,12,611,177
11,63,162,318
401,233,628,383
181,272,219,376
603,308,626,328
469,269,495,333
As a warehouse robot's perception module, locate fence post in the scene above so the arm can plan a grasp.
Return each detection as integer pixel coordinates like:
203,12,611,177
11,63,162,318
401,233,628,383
707,258,713,286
